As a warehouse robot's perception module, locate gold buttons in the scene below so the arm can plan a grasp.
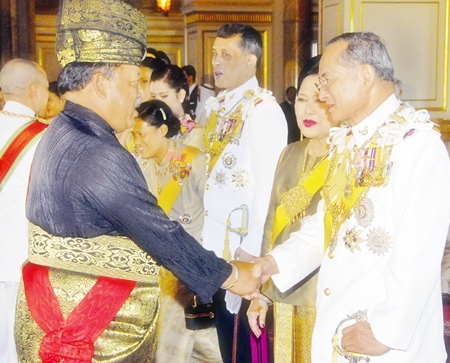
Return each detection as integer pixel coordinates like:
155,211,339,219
205,184,210,190
204,210,209,216
324,288,331,296
328,251,334,259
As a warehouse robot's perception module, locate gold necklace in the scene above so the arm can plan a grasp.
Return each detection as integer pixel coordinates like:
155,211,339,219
152,160,169,195
0,110,49,124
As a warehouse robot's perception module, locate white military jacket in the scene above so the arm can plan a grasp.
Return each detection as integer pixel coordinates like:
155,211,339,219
202,77,287,260
0,101,44,282
270,94,450,362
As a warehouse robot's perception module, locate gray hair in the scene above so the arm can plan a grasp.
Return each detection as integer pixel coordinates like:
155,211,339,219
327,32,394,82
58,62,121,95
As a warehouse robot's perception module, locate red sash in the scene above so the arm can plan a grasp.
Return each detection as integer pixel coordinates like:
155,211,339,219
0,120,47,190
22,262,136,363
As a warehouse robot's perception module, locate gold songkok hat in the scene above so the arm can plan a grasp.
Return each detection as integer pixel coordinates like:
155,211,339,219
56,0,147,67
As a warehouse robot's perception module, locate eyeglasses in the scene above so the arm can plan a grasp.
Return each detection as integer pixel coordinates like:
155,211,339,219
316,65,363,92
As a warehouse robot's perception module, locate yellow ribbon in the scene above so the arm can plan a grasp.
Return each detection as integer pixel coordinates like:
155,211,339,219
157,145,200,214
324,147,384,251
272,158,329,244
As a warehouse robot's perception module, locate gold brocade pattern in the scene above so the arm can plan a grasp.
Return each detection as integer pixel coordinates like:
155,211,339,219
28,223,160,283
261,141,321,362
274,302,293,363
278,150,327,227
15,268,160,363
56,0,146,66
293,305,316,363
273,303,316,363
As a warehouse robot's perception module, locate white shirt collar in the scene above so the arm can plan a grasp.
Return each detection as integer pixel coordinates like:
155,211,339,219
189,83,198,94
218,76,259,106
351,93,400,147
2,100,36,117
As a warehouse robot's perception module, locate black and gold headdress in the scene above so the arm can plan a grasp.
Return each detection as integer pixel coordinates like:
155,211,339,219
56,0,147,67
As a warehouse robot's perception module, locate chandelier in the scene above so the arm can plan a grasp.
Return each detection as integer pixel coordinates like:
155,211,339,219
156,0,171,16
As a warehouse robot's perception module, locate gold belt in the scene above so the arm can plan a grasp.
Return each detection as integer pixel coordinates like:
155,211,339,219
28,223,160,283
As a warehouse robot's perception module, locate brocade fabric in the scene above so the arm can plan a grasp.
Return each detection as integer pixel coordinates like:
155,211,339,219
15,267,160,363
261,140,323,363
26,101,231,303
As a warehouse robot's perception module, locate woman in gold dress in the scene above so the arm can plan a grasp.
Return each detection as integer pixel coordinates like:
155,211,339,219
248,55,340,363
150,64,205,151
132,99,223,363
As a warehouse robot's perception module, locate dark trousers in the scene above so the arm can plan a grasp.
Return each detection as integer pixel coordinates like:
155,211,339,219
213,290,252,363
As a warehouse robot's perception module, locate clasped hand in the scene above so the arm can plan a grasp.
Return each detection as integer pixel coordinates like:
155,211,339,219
226,254,279,300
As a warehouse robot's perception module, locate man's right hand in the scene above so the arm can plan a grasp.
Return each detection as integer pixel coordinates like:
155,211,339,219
252,254,279,285
225,255,279,299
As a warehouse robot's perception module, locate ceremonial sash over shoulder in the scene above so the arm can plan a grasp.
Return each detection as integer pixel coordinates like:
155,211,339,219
271,157,328,244
0,120,47,191
158,145,201,214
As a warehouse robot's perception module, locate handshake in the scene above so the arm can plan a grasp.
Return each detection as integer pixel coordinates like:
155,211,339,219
222,254,279,299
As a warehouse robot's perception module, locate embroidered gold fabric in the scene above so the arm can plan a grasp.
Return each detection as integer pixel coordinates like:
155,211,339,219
28,223,160,283
15,267,160,363
56,0,146,67
273,303,316,363
293,305,316,363
278,151,326,226
260,141,321,362
203,89,264,177
274,302,293,363
323,135,393,253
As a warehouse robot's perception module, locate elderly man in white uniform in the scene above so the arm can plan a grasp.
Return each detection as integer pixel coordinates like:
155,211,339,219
250,32,450,362
0,59,49,363
202,23,286,362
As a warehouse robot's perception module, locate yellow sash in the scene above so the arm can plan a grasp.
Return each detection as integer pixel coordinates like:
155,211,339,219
271,158,329,244
323,145,387,251
204,89,261,177
158,145,200,214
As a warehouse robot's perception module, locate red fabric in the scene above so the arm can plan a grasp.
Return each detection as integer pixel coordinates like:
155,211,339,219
250,327,268,363
444,304,450,336
22,262,136,363
0,121,47,183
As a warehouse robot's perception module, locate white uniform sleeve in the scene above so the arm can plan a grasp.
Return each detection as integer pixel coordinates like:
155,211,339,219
270,201,325,292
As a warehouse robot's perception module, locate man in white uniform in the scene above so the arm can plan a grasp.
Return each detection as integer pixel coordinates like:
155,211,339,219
202,23,287,362
0,58,49,363
251,32,450,362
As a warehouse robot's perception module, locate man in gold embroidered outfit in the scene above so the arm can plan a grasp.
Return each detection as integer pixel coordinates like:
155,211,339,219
14,1,260,362
252,32,450,362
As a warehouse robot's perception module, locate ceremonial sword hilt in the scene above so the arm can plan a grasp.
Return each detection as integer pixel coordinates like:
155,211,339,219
332,310,371,363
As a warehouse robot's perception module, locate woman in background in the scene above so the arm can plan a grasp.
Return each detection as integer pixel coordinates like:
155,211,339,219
150,64,204,151
117,48,169,148
132,99,222,363
247,55,340,363
44,81,65,122
139,48,170,103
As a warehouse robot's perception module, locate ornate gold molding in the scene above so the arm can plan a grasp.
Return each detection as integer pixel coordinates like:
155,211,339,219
186,12,272,25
